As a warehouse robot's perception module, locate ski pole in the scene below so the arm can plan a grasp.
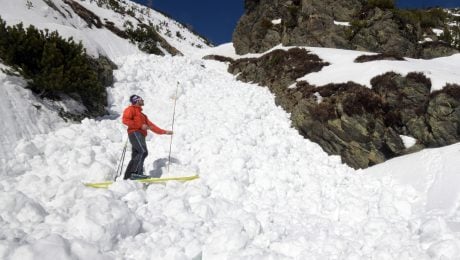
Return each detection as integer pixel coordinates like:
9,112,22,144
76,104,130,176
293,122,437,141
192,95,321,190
167,81,179,173
115,140,128,181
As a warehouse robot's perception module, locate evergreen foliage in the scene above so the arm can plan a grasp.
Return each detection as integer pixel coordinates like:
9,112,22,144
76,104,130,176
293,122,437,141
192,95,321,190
126,25,164,55
394,8,448,29
366,0,395,10
0,17,105,113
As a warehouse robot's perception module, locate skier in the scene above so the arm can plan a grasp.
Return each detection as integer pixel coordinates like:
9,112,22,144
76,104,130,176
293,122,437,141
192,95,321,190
122,94,173,180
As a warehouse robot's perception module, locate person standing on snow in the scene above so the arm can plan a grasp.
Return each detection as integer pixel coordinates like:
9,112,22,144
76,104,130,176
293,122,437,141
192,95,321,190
122,95,173,180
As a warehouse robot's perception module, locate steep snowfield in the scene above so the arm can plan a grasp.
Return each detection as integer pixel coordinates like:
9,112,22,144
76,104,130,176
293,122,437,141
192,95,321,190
0,0,209,59
1,51,460,259
0,0,209,172
364,143,460,224
0,65,65,172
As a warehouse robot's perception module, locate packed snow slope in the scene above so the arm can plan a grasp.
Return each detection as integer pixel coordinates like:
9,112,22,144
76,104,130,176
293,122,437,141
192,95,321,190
0,0,209,172
2,1,460,259
2,43,460,259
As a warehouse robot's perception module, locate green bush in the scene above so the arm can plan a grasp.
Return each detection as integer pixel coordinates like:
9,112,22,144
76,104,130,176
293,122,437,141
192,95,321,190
0,17,105,113
394,8,448,29
125,25,163,54
366,0,395,10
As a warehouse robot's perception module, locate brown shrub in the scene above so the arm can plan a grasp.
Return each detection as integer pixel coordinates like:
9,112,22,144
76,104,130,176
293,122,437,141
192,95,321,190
342,88,384,116
370,72,400,91
384,110,403,127
290,81,317,98
203,55,234,63
406,72,432,88
420,41,454,49
104,21,128,38
316,82,365,98
355,53,405,63
431,83,460,99
229,48,329,90
309,102,338,122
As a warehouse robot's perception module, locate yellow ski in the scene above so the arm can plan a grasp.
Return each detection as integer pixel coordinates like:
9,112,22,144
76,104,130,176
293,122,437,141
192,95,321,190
84,175,199,189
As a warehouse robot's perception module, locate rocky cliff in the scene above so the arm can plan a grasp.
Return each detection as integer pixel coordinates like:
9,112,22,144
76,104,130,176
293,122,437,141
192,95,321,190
225,49,460,168
226,0,460,168
233,0,459,58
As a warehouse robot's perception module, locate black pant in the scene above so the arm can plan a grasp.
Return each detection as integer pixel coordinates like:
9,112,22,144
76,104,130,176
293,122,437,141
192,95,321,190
124,131,148,179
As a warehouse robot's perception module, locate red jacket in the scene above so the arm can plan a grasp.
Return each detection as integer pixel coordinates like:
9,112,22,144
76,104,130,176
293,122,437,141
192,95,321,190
122,105,167,136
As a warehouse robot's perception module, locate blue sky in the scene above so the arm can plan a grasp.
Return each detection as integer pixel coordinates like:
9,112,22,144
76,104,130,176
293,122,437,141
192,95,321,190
134,0,459,45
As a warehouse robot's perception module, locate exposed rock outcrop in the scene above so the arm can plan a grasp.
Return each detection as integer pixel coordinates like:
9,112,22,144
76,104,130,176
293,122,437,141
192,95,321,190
226,50,460,168
228,48,329,97
233,0,459,58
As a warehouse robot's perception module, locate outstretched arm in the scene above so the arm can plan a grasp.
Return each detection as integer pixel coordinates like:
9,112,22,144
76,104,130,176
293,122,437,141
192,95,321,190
146,118,173,135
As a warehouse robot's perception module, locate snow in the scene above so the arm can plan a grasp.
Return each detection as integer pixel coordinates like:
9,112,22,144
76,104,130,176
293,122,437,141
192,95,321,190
0,65,65,173
400,135,417,148
0,0,210,59
272,19,282,25
200,43,460,91
364,143,460,232
433,28,444,36
1,50,460,259
1,1,460,259
301,47,460,91
334,21,351,26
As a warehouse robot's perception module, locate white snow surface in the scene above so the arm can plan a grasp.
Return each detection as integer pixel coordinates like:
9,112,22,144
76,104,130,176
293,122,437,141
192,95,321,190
400,135,417,149
0,0,209,173
1,47,460,258
433,28,444,36
364,143,460,229
200,44,460,92
0,0,210,59
0,65,65,173
334,21,351,26
272,19,282,25
1,2,460,258
302,47,460,91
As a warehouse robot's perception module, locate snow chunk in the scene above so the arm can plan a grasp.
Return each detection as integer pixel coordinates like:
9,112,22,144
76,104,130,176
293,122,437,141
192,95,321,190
432,28,444,36
334,21,350,26
272,19,282,25
400,135,417,148
313,92,323,104
66,195,141,250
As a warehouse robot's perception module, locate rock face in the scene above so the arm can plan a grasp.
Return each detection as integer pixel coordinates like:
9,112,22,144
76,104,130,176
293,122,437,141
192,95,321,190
233,0,459,58
229,1,460,168
227,51,460,169
229,48,329,97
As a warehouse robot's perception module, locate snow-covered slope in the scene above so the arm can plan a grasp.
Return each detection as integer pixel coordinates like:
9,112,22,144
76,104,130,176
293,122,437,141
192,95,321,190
201,43,460,91
365,142,460,214
0,0,210,59
0,65,65,173
1,47,460,258
2,1,460,259
0,0,210,172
